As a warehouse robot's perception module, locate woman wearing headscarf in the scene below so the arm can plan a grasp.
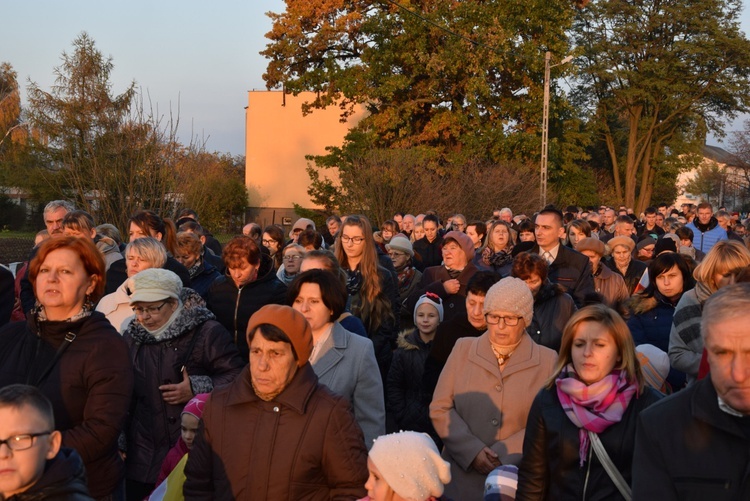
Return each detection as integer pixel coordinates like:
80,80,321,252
605,236,647,295
430,277,557,499
576,237,629,308
183,305,369,498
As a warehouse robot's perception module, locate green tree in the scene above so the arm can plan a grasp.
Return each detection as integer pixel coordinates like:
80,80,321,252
177,152,248,233
263,0,586,203
573,0,750,212
25,33,184,232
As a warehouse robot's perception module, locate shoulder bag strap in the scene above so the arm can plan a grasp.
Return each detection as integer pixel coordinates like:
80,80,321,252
178,329,202,374
588,430,632,501
33,332,76,388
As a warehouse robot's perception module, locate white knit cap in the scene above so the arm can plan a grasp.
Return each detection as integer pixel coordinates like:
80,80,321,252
127,268,182,304
369,432,451,501
483,277,533,326
414,293,444,324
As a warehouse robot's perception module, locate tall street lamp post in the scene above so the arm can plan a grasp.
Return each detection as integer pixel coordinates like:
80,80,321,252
541,51,573,208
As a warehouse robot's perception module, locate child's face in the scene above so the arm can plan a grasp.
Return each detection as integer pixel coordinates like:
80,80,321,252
181,413,200,450
415,303,440,337
0,405,60,498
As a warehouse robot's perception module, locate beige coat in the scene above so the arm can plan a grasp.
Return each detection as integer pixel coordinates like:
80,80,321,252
430,332,556,500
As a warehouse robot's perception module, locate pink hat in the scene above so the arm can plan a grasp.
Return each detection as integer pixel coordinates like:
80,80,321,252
443,230,475,263
182,393,210,420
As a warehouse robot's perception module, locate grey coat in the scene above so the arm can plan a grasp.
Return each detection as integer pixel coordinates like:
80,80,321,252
312,321,385,448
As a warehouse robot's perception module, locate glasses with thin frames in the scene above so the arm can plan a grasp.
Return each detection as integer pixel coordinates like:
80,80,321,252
341,235,365,244
484,313,522,326
132,302,169,316
283,255,302,262
0,432,51,451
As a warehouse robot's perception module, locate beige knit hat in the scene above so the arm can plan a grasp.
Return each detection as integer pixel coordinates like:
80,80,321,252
369,431,451,501
608,236,635,253
127,268,182,304
483,276,534,326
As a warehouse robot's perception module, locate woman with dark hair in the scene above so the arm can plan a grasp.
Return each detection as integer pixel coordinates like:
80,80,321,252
288,269,384,447
517,305,662,500
104,210,190,294
477,220,515,277
0,237,133,499
334,215,399,383
299,249,368,337
566,219,592,249
465,221,487,250
412,214,443,270
206,236,287,358
374,219,400,253
511,252,576,352
627,252,694,390
517,219,536,243
262,224,286,270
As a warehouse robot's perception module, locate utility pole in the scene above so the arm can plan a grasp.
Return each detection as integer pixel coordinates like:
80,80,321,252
541,52,573,209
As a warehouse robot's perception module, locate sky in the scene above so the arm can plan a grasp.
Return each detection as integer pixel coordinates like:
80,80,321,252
1,0,749,156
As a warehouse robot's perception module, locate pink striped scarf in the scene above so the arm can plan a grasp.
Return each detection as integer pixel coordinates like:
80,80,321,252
556,364,637,466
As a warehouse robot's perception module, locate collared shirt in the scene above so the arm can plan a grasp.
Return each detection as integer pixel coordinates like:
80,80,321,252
540,243,560,264
718,396,747,418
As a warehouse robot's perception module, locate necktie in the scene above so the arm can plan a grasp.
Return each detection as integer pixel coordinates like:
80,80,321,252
543,251,554,264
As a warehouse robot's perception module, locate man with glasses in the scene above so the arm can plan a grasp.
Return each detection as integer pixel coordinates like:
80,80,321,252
0,384,92,498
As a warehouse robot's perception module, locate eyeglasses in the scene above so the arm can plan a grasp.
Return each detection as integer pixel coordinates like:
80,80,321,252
283,255,302,262
0,432,51,451
262,239,275,246
340,235,365,244
132,302,170,316
484,313,522,326
388,251,406,258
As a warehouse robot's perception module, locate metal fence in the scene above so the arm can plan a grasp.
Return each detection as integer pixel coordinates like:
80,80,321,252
0,238,34,268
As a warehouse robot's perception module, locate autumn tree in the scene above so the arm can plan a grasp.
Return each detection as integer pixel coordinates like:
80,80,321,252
176,152,248,233
263,0,586,211
573,0,750,213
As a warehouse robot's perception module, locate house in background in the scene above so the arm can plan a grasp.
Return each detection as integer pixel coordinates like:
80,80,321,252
675,144,749,210
244,91,365,231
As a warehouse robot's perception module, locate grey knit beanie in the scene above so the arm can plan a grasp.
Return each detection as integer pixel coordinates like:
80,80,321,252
483,277,533,326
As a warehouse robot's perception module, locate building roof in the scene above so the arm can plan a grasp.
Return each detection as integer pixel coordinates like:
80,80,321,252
702,144,735,165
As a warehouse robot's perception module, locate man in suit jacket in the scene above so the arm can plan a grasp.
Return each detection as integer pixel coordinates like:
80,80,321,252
532,208,594,308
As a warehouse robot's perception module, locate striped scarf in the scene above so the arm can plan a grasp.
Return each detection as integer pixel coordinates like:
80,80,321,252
556,364,637,466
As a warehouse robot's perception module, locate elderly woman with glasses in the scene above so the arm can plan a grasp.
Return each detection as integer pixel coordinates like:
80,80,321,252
430,277,557,499
122,268,244,499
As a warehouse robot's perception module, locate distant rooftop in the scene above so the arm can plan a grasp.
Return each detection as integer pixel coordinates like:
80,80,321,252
702,144,735,165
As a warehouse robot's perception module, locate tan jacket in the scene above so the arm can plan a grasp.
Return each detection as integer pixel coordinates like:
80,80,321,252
430,332,556,499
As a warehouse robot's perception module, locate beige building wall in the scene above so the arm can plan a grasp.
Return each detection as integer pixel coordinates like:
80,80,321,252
245,91,365,228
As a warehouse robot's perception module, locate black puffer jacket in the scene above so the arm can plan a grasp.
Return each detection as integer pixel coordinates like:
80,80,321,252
527,281,577,353
122,289,244,484
517,385,662,500
8,448,94,501
205,253,287,358
0,312,132,499
386,330,437,443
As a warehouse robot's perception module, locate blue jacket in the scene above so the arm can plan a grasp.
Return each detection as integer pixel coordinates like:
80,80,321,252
686,217,727,255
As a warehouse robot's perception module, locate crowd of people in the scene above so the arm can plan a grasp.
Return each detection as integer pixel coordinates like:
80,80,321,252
0,199,749,500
